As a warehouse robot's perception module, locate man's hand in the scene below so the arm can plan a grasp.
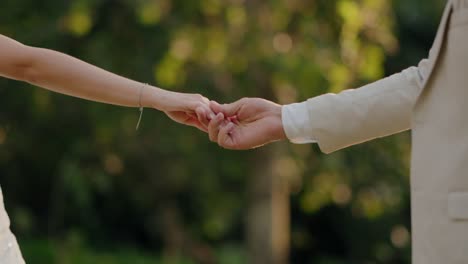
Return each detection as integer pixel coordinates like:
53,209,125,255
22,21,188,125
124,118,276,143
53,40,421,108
208,98,287,150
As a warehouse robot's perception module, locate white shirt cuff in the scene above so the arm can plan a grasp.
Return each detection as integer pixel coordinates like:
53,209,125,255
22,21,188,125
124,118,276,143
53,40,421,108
281,102,317,144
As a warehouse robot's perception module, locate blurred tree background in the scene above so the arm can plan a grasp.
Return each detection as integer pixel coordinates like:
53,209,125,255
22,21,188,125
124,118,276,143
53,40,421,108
0,0,446,263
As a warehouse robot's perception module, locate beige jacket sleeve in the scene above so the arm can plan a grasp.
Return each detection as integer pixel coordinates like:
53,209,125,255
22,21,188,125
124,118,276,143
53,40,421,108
282,59,431,154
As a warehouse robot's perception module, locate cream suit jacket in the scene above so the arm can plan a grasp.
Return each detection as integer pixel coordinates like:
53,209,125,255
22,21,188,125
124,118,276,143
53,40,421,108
283,0,468,263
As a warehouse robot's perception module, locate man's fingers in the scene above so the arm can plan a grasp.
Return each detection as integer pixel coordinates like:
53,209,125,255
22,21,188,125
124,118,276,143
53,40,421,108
190,120,209,133
195,106,209,129
227,115,238,124
208,113,224,142
218,122,236,149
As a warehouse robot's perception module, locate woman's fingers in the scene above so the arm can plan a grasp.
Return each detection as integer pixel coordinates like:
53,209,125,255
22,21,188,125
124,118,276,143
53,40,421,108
196,104,215,127
164,110,207,132
209,101,223,114
206,105,216,120
186,117,209,132
187,112,198,120
195,107,209,130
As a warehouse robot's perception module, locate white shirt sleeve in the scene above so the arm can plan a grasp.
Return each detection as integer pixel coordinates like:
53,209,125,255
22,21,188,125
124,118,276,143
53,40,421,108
281,102,317,144
281,61,428,149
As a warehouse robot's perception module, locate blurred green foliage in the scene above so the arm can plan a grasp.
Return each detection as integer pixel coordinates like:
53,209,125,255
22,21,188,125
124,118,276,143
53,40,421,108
0,0,445,263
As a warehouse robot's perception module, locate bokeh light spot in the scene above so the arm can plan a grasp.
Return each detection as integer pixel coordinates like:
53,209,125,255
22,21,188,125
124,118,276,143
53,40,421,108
103,154,124,175
65,11,92,36
332,184,352,206
170,37,193,61
391,225,410,248
273,33,293,53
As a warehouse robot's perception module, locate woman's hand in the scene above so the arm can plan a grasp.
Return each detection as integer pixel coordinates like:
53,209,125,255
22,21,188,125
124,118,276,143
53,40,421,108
148,88,214,132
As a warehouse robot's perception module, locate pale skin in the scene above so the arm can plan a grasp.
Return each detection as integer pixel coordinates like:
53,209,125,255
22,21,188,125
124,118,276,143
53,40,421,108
0,34,285,148
0,34,214,131
208,98,287,150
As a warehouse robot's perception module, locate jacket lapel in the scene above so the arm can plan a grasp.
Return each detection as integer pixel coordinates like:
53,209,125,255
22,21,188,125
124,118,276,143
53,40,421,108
421,0,454,89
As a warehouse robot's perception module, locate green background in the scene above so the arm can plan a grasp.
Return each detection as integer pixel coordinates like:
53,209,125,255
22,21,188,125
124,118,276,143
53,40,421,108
0,0,446,263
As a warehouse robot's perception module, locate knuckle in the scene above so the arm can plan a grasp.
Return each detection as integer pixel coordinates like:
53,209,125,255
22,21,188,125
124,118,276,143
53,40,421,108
195,94,206,102
195,102,204,109
239,97,249,104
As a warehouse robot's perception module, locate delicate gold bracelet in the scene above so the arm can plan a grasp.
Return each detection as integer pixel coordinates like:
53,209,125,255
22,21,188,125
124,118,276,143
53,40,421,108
135,83,147,130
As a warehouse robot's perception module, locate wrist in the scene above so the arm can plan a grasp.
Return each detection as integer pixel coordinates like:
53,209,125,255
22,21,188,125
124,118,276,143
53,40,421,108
271,104,287,142
142,85,170,111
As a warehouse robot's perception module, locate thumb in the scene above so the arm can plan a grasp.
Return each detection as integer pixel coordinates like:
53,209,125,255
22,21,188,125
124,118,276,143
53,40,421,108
210,100,241,117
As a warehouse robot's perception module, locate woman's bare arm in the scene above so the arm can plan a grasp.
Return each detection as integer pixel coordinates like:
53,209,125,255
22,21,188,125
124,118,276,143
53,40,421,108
0,34,212,131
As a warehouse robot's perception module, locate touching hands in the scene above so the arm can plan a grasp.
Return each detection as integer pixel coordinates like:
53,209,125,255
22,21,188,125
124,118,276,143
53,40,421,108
151,89,215,132
207,98,286,150
159,92,287,150
0,34,281,144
